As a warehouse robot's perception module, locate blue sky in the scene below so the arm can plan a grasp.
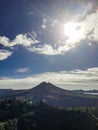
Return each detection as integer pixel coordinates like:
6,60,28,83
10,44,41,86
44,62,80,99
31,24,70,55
0,0,98,90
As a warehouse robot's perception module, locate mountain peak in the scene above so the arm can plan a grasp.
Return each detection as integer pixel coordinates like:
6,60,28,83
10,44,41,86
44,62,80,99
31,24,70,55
39,82,53,86
33,82,67,94
39,82,49,85
35,82,55,89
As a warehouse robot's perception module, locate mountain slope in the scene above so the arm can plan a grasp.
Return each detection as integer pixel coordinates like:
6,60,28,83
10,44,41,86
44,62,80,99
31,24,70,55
0,82,98,107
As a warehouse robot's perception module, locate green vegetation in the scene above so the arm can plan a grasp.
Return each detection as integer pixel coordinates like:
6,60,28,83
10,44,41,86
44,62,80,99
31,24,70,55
0,99,98,130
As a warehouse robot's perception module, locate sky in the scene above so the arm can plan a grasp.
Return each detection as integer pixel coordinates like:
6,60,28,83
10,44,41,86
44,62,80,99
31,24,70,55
0,0,98,90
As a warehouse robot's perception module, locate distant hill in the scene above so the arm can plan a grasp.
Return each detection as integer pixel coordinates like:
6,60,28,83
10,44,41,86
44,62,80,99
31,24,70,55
0,89,13,96
73,89,98,94
1,82,98,107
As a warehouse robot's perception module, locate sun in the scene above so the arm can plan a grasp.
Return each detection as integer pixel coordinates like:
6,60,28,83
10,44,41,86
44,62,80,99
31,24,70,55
64,21,84,43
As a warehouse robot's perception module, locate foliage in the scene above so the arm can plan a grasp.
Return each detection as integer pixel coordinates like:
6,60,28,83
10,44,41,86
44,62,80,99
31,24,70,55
0,99,98,130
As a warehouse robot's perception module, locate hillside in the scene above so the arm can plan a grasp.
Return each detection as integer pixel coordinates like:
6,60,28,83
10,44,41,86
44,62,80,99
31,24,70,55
1,99,98,130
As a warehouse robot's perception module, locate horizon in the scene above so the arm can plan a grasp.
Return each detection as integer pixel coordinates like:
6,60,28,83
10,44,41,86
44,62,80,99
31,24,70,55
0,0,98,90
0,81,97,91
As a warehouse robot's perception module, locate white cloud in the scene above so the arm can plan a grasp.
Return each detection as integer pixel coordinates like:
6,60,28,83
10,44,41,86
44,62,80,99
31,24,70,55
27,41,78,55
0,8,98,58
28,12,33,15
27,44,61,55
35,8,98,56
0,50,12,61
77,2,96,21
55,8,98,54
82,9,98,42
0,67,98,90
41,18,58,29
51,20,58,27
41,18,47,29
0,33,39,47
0,32,40,60
71,7,98,44
16,67,30,73
0,36,10,47
41,25,46,29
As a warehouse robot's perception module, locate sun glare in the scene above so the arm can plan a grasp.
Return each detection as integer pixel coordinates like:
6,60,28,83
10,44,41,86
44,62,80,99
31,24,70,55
64,21,84,43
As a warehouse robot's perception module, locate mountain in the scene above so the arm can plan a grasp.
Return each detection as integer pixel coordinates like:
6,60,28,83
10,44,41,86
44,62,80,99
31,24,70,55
1,82,98,107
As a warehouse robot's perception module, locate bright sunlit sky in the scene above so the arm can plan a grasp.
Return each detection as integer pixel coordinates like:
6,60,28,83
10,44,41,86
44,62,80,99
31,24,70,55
0,0,98,90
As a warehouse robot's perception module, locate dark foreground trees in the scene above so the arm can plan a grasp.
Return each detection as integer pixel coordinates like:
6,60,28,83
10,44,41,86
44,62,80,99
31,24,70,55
0,99,98,130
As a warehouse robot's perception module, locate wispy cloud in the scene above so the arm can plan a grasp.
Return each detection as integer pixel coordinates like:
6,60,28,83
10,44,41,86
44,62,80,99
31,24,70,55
76,2,96,21
16,67,30,73
28,12,33,15
51,19,58,27
0,50,12,61
41,18,58,29
0,67,98,90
